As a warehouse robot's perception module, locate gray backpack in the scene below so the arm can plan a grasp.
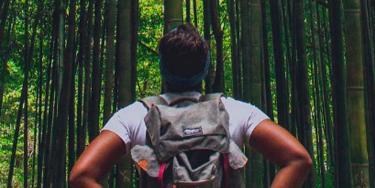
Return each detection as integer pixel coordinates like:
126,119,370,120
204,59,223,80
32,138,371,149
131,92,247,188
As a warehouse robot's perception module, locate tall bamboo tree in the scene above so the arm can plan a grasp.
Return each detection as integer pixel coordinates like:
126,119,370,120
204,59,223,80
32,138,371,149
76,0,88,157
261,1,276,185
50,0,75,185
343,0,370,186
0,0,11,116
203,0,213,93
67,0,77,177
361,0,375,186
227,0,241,99
246,0,266,187
293,0,314,187
164,0,183,33
210,0,224,92
185,0,191,23
269,0,289,130
23,0,43,185
328,0,353,186
116,0,137,186
103,0,116,125
88,0,103,140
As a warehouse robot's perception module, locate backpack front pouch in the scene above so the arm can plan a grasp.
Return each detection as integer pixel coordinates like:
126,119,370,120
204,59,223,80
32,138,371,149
173,151,222,187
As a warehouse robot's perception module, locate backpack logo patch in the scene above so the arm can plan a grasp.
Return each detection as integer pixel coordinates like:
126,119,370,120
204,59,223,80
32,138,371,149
183,127,203,136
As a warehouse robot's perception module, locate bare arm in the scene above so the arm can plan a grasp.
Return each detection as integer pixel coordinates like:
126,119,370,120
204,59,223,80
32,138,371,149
69,130,127,188
249,119,312,188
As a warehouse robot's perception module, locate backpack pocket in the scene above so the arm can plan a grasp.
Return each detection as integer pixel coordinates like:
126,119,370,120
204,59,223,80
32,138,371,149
172,150,222,188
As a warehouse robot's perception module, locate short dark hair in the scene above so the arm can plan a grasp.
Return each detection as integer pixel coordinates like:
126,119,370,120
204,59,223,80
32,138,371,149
158,23,209,78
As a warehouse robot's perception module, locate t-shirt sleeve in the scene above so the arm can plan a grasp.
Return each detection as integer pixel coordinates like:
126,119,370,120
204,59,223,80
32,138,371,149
243,103,270,140
221,97,270,143
101,111,131,145
101,101,147,146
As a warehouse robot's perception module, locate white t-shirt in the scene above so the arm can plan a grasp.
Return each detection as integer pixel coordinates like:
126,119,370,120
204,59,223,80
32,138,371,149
102,92,269,152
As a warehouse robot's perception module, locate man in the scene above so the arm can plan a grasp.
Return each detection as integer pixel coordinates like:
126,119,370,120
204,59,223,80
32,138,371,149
69,24,312,188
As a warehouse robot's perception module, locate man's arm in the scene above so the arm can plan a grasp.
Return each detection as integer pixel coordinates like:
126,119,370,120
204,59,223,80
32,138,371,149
69,130,127,188
249,119,312,188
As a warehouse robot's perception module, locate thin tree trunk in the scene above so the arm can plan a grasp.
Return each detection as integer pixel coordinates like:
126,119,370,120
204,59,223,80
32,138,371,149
310,10,326,185
328,0,353,186
261,1,275,186
0,0,11,116
130,0,139,110
0,0,10,47
41,35,54,188
88,0,103,141
50,0,74,185
203,0,212,93
7,66,28,188
240,0,263,186
67,0,77,176
163,0,183,32
316,5,334,167
193,0,198,27
227,0,240,99
83,0,93,153
210,0,224,92
269,0,289,130
240,0,250,102
186,0,191,23
309,1,326,186
68,60,76,174
103,0,116,125
248,0,265,187
23,0,43,185
43,41,56,186
293,0,315,187
76,0,88,157
235,0,243,99
36,34,44,188
116,0,136,186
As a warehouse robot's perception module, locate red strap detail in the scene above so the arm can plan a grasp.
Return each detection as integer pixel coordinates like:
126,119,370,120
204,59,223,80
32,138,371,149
223,154,230,188
158,163,167,188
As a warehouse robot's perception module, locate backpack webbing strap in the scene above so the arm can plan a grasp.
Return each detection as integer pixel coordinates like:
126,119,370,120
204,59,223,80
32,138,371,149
158,163,167,188
139,97,167,188
223,154,230,188
140,96,168,109
199,93,223,102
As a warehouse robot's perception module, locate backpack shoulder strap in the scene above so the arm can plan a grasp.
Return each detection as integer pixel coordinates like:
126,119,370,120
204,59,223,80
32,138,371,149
139,96,168,109
162,93,199,106
199,93,224,102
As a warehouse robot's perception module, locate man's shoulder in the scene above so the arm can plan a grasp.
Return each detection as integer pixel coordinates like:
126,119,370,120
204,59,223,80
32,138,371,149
115,101,148,122
220,96,254,108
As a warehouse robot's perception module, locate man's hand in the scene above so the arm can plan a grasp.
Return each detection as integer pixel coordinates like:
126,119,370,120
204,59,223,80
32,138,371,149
249,119,313,188
69,131,127,188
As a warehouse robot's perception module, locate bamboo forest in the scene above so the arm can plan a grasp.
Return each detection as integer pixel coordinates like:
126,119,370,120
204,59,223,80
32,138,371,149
0,0,374,187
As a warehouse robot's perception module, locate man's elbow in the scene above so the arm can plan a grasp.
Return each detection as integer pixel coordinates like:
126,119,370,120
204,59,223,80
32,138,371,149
292,150,313,175
69,166,94,187
300,152,313,171
69,168,84,187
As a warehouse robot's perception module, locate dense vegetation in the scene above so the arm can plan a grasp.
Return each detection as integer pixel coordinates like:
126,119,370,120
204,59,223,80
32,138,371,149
0,0,374,187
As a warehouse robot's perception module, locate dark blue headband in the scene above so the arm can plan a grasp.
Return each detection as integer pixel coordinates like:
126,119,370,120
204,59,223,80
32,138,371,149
159,53,210,86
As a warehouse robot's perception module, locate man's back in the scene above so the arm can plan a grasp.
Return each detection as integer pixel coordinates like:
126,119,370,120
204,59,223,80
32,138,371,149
101,92,269,152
